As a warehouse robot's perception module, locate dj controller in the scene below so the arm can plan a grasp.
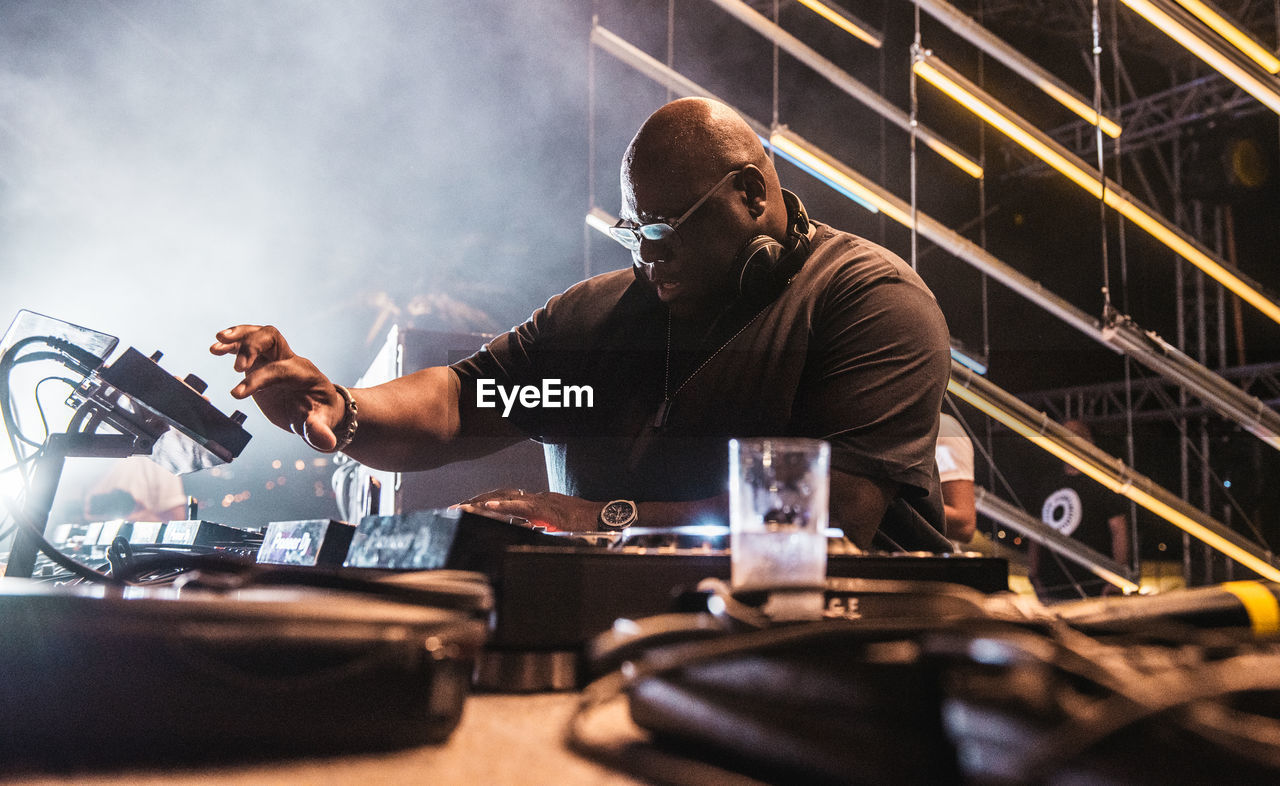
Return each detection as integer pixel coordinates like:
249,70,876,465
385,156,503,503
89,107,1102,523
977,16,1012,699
29,505,1009,693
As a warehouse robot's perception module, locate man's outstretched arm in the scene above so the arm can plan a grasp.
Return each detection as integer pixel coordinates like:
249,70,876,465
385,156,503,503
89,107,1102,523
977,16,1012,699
210,324,522,471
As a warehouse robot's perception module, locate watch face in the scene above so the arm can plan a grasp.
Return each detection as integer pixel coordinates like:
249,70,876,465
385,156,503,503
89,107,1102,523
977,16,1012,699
601,500,636,529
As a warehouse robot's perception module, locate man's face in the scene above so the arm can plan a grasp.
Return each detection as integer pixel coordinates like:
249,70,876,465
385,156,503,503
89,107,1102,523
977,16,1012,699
621,163,749,315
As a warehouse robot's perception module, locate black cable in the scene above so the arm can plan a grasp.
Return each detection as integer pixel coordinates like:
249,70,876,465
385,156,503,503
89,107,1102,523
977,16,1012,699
0,491,122,584
0,441,124,584
2,351,67,450
1,336,103,488
1024,650,1280,778
955,619,1280,779
0,336,148,585
571,588,1280,782
32,375,78,447
107,545,257,585
0,450,39,482
2,390,34,486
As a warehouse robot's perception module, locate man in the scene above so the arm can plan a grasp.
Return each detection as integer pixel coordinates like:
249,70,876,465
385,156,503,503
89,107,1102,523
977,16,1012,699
211,97,950,548
1028,419,1131,600
84,455,188,523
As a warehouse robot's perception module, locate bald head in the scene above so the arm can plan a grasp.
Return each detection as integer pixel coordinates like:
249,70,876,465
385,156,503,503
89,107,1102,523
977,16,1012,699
617,98,791,317
622,97,777,196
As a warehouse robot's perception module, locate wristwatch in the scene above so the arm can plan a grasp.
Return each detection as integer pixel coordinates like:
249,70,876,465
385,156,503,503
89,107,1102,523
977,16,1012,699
599,499,638,531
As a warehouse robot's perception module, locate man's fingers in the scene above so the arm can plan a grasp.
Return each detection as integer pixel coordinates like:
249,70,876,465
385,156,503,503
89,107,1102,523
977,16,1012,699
210,325,262,355
215,324,263,342
208,325,291,371
234,341,261,373
211,325,343,452
481,499,546,529
231,361,300,398
301,413,337,452
482,499,534,516
458,488,528,506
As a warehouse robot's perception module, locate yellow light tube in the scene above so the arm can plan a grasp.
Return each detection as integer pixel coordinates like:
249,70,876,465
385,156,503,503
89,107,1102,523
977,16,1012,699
923,136,986,179
948,373,1280,583
914,54,1280,327
1175,0,1280,74
914,59,1105,195
972,489,1146,593
1120,0,1280,114
768,132,910,224
704,0,982,179
975,489,1140,593
1104,194,1280,325
914,0,1122,138
1037,80,1123,138
794,0,882,48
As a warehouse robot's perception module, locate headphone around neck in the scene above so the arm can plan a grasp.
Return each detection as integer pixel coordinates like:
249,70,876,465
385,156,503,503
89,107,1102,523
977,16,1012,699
733,188,813,304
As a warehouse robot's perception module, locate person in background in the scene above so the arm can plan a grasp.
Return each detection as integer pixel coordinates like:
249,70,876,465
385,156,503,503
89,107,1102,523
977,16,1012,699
84,455,187,522
935,412,976,544
1028,419,1131,601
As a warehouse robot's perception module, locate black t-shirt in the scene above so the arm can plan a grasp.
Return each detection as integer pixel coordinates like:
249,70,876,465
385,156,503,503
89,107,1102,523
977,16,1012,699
450,221,951,531
1032,470,1128,600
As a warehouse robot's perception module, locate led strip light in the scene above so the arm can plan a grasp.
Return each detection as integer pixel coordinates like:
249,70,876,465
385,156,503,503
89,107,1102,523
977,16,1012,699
950,362,1280,584
1173,0,1280,74
1121,0,1280,112
913,0,1122,137
913,52,1280,327
794,0,882,48
703,0,983,179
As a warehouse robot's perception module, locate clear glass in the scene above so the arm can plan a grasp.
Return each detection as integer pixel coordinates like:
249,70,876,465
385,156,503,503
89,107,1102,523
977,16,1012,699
728,437,830,592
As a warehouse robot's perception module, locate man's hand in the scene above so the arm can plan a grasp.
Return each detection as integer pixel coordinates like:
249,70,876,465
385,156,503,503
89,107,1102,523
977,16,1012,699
210,325,345,452
456,488,603,532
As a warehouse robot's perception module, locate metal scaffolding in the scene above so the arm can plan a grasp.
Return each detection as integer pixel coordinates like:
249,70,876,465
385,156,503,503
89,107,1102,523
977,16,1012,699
588,0,1280,588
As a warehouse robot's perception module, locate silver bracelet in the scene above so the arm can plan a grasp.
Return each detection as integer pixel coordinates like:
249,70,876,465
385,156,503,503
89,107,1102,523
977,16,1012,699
332,384,359,453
